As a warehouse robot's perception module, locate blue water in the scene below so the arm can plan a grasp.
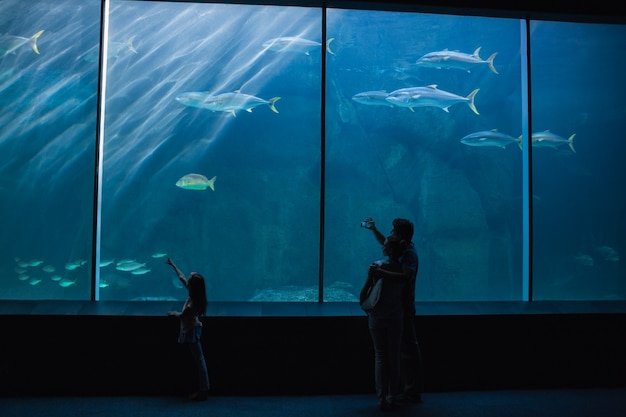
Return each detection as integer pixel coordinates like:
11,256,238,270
1,0,624,302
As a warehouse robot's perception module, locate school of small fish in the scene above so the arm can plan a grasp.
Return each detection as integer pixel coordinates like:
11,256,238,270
12,251,172,289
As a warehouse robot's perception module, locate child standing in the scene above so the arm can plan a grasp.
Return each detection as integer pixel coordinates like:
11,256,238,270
166,257,210,401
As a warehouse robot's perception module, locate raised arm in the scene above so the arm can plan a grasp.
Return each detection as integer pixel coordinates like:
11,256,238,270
166,257,188,288
364,216,386,245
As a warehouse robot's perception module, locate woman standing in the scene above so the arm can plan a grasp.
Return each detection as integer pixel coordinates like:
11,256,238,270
166,257,210,401
360,235,408,410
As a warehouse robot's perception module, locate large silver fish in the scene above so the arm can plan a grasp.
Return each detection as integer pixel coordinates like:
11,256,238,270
351,90,394,107
0,30,44,56
262,36,335,55
416,47,498,74
176,173,216,191
176,90,280,117
531,131,576,153
461,129,521,149
385,85,480,115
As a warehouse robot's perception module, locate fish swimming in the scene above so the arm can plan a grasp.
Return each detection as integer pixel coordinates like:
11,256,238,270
416,47,498,74
385,85,480,115
351,90,394,107
262,36,335,55
176,90,280,117
82,35,138,63
115,260,146,272
0,30,44,56
461,129,521,149
531,131,576,153
594,246,619,262
176,173,216,191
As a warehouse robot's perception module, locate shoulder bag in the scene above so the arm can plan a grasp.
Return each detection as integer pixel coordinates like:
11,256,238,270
360,278,383,313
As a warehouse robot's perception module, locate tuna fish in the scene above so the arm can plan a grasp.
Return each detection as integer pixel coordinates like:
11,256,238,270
416,47,498,74
351,90,394,107
176,90,280,117
461,129,521,149
531,131,576,153
262,36,335,55
385,85,480,115
0,30,44,56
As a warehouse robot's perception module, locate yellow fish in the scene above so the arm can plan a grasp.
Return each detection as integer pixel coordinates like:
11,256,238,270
176,173,216,191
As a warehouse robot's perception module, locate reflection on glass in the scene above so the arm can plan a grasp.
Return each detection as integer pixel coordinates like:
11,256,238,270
99,2,321,301
530,21,626,301
0,0,99,300
2,1,623,306
325,9,524,302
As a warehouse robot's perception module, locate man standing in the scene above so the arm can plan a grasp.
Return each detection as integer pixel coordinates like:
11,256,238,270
363,216,424,404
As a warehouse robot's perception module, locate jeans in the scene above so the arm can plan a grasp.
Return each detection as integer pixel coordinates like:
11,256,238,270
187,340,210,392
401,316,424,397
369,316,403,404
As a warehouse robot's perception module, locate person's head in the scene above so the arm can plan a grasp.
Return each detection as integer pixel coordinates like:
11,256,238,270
187,272,208,315
391,218,414,243
382,235,403,261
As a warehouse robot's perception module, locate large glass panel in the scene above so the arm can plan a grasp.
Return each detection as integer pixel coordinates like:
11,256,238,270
0,0,99,300
530,21,626,301
325,9,524,301
99,1,321,301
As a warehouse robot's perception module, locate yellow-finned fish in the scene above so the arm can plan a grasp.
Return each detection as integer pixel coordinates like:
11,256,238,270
176,90,280,117
176,173,216,191
461,129,522,149
416,47,498,74
0,30,44,56
385,85,480,115
531,131,576,153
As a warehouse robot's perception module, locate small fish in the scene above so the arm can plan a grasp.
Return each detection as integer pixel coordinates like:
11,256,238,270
51,275,63,281
351,90,394,107
461,129,521,149
58,279,76,287
416,47,498,74
151,253,167,258
82,36,138,63
176,173,216,191
176,90,280,117
263,37,335,55
385,85,479,115
115,261,146,272
131,268,151,275
572,254,594,266
594,246,619,262
65,259,87,270
99,259,115,267
0,30,44,56
172,276,183,289
531,131,576,153
42,265,56,273
28,278,42,286
99,279,110,288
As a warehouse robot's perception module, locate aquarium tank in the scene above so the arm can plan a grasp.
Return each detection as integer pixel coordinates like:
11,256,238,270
0,0,624,305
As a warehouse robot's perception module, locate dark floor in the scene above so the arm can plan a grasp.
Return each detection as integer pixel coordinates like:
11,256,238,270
2,388,625,417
